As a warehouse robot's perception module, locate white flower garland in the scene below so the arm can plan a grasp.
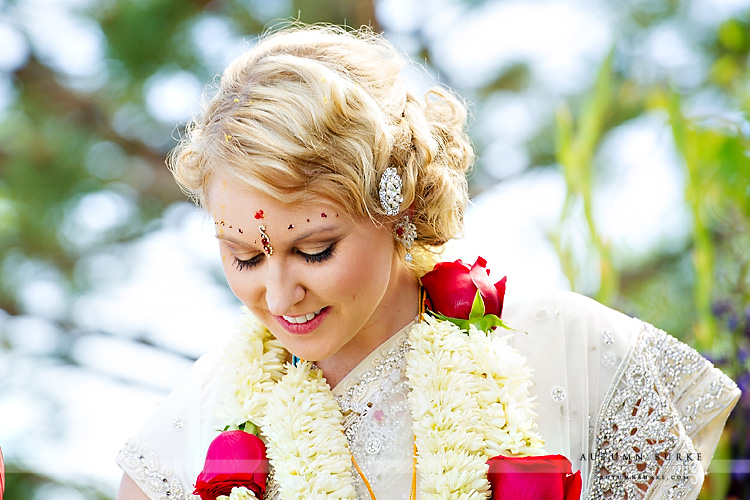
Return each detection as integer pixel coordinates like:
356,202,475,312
263,361,357,499
218,486,259,500
217,310,286,428
217,309,544,500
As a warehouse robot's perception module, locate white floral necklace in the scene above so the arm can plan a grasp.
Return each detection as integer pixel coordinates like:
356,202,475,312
217,308,544,500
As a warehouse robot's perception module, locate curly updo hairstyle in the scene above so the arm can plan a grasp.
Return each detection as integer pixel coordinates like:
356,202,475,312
169,24,474,277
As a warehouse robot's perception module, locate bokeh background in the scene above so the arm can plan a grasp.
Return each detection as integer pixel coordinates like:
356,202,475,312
1,0,749,498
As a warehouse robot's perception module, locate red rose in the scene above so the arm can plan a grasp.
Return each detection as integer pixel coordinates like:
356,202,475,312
194,430,268,500
0,445,4,500
487,454,582,500
421,256,507,319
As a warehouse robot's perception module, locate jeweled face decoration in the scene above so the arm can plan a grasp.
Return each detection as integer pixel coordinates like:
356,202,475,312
206,175,404,365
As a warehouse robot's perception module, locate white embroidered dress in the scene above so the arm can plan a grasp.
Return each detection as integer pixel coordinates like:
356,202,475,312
116,290,740,500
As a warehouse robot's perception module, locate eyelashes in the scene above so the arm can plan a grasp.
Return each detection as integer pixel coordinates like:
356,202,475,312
233,254,263,271
231,244,335,271
301,244,335,263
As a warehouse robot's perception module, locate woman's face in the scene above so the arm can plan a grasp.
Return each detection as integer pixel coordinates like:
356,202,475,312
207,176,411,363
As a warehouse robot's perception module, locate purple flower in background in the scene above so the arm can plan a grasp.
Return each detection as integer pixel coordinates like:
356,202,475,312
712,299,733,317
728,314,739,331
737,373,750,403
731,457,749,479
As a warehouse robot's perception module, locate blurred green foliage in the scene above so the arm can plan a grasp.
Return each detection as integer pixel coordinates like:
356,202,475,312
0,0,748,498
551,8,750,500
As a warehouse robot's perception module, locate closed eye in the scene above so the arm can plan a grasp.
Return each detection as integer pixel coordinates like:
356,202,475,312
233,254,263,271
299,244,335,263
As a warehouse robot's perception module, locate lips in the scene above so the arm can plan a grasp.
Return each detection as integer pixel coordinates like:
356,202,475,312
275,306,330,335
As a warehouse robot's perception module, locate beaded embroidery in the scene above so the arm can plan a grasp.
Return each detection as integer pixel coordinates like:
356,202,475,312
586,322,739,500
117,439,186,500
335,336,412,498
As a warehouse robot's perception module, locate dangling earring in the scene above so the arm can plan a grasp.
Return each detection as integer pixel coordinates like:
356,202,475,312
394,215,417,263
379,166,416,262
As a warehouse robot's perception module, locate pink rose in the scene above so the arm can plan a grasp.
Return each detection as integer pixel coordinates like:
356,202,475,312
1,445,5,500
194,430,268,500
487,454,582,500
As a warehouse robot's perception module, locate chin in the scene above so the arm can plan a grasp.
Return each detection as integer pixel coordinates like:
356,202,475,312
273,336,336,363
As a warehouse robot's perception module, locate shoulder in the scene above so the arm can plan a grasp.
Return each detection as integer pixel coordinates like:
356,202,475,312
503,288,638,347
116,350,225,500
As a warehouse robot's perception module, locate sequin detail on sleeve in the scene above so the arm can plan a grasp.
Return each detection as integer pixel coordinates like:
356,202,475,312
117,439,186,500
586,322,739,500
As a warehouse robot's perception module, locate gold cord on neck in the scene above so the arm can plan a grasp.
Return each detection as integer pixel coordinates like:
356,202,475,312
349,436,418,500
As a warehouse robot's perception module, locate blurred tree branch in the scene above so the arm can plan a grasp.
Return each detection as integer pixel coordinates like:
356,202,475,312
11,57,181,203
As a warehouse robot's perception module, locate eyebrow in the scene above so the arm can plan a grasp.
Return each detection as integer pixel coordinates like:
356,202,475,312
214,226,338,247
215,233,254,248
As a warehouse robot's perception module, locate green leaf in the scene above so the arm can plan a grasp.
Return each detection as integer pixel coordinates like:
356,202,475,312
468,314,513,334
240,421,259,436
431,312,471,332
469,290,485,319
430,310,515,335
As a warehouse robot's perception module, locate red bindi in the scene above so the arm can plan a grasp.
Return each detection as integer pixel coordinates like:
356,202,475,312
254,210,265,219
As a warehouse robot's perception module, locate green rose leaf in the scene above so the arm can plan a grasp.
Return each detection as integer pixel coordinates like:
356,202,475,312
430,291,513,335
239,421,260,436
469,290,486,319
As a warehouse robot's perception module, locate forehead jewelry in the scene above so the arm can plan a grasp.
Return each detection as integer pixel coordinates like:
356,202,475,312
379,166,403,216
259,226,273,256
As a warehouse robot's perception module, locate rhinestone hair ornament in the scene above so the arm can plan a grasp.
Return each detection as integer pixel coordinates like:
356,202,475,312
379,166,403,216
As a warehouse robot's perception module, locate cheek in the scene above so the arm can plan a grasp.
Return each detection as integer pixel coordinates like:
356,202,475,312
220,254,258,305
226,274,263,310
336,235,394,293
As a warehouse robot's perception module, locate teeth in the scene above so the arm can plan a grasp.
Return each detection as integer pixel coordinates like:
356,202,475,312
283,308,323,324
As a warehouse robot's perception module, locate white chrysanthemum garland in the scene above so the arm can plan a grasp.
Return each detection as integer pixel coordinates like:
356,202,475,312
217,309,543,500
465,326,544,458
405,316,544,500
217,310,286,428
263,361,358,499
218,486,259,500
218,309,356,500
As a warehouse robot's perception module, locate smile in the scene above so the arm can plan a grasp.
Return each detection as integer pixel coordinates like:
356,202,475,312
282,308,324,324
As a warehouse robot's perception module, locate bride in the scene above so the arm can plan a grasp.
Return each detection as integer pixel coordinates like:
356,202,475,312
116,25,739,500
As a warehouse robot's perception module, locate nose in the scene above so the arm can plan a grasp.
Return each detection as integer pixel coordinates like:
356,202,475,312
263,261,305,316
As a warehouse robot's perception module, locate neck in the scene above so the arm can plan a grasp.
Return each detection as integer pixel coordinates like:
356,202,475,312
316,265,420,389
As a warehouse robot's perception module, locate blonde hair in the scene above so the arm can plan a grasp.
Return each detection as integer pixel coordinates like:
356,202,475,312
169,24,474,276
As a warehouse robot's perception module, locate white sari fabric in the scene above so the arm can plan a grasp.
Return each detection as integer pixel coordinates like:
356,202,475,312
116,290,740,500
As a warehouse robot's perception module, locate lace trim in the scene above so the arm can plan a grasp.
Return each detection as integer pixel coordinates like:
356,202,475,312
117,439,187,500
586,322,737,500
335,335,411,497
